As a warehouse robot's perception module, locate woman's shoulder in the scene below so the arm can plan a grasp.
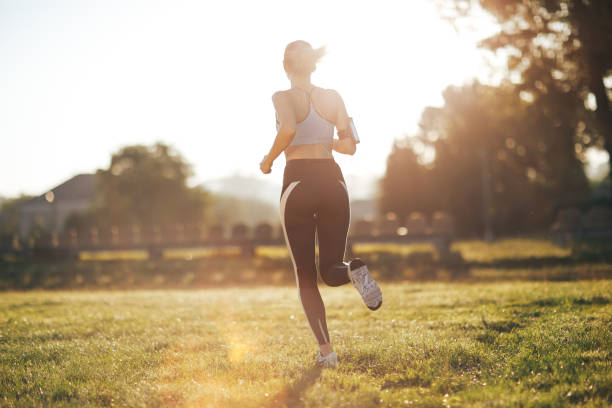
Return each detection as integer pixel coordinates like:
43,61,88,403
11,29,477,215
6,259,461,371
272,86,340,95
271,87,343,108
271,89,294,109
311,86,339,96
272,88,291,100
315,87,343,104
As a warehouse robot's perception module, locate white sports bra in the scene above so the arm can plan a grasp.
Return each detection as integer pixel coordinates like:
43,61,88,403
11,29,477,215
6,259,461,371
276,87,334,146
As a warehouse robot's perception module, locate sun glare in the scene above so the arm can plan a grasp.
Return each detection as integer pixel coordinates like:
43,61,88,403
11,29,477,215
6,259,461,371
0,0,500,196
272,1,499,178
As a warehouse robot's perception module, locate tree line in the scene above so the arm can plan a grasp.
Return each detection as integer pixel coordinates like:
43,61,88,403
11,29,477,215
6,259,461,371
380,0,611,237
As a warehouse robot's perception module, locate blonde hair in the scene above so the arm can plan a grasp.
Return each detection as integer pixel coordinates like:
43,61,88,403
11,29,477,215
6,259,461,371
283,40,326,77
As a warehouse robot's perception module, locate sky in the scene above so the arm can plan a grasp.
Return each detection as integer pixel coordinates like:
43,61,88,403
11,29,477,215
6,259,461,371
0,0,506,198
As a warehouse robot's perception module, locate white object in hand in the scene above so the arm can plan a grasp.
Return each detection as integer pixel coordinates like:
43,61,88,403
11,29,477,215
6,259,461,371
348,118,360,144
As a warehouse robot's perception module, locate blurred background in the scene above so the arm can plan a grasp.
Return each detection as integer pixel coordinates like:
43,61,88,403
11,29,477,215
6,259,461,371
1,0,611,287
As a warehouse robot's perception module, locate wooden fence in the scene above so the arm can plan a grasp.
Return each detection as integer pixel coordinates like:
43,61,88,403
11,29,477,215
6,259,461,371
1,212,456,259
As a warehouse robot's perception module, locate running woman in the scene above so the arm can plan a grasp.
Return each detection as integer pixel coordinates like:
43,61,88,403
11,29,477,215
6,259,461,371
259,40,382,368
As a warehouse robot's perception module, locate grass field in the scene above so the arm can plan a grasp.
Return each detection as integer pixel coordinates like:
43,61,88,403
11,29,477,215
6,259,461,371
1,281,611,407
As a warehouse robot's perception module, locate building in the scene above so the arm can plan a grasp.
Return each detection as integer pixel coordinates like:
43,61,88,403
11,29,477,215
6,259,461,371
18,174,97,237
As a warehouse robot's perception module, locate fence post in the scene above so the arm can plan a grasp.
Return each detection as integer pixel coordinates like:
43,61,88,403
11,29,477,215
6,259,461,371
148,247,163,260
241,241,255,257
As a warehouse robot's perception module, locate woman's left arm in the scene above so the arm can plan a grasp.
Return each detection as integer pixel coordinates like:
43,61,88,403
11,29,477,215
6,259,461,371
331,90,356,155
260,92,297,174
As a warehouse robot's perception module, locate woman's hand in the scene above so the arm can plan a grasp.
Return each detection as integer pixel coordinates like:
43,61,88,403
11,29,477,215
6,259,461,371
260,155,273,174
332,137,356,155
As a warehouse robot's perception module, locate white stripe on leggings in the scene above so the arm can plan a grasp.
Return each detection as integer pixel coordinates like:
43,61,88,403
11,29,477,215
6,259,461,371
339,180,351,264
318,319,329,344
280,181,301,279
339,180,349,196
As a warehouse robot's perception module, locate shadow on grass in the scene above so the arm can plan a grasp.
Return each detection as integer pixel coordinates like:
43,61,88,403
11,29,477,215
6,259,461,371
268,365,323,408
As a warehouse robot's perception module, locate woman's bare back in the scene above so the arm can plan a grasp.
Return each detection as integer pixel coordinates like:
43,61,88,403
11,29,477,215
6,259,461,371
277,87,349,160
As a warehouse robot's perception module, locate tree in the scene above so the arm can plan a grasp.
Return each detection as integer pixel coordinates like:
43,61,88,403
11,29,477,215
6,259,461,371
380,82,589,236
93,143,209,227
379,140,432,222
0,195,34,237
443,0,612,194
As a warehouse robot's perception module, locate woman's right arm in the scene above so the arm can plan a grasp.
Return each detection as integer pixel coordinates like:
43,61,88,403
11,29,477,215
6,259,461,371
331,90,357,155
260,92,297,173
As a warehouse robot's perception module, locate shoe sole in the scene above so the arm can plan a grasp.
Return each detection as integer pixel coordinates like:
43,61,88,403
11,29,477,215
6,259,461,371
351,265,383,311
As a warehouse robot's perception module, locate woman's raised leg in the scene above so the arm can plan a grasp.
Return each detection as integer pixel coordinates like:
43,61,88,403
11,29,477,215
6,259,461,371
317,180,382,310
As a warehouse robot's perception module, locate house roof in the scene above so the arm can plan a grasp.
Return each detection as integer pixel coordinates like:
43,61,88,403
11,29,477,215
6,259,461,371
23,174,97,206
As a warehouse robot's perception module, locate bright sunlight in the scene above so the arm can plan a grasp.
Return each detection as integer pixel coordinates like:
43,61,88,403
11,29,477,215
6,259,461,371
0,0,499,197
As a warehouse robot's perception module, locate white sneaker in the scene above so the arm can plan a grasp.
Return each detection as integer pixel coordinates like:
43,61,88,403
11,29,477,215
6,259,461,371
348,260,382,310
317,351,338,368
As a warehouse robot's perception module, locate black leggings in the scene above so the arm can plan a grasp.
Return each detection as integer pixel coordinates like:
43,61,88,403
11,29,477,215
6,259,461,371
280,159,352,345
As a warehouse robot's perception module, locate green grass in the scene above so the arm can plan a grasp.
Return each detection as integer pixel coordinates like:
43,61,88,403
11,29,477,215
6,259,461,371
1,281,611,407
452,239,571,263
